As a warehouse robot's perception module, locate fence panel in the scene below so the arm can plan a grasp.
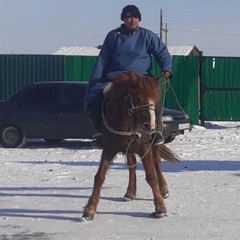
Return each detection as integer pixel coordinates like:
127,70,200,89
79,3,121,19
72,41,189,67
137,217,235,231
64,56,97,81
0,55,64,99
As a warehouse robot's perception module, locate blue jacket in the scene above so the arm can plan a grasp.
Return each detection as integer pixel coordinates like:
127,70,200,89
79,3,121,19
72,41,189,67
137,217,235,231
84,24,172,111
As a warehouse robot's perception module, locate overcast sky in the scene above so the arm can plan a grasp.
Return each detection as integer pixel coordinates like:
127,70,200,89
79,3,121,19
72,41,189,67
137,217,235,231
0,0,240,56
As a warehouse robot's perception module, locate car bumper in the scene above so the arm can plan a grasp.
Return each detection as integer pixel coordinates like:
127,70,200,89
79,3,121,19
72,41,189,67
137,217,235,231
162,119,192,139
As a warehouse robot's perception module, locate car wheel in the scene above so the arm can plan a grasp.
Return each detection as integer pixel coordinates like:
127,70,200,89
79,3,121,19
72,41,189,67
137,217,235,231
0,125,25,148
44,139,64,143
164,135,176,144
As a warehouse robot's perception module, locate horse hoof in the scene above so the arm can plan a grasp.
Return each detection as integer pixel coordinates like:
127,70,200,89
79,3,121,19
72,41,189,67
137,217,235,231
81,214,94,222
124,196,134,201
124,193,135,201
150,212,167,219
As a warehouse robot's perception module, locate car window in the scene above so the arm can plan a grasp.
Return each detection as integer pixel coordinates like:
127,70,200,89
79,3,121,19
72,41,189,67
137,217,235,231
23,85,58,105
62,85,85,105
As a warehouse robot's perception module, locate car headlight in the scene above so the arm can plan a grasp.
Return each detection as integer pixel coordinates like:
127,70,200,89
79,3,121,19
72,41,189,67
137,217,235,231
161,115,174,121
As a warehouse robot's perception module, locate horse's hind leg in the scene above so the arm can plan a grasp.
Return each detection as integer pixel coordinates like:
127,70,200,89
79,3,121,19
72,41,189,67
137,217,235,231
142,153,166,218
124,153,137,201
152,145,169,198
82,149,115,221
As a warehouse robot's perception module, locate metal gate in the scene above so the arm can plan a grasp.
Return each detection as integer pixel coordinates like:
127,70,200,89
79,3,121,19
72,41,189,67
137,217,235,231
200,57,240,125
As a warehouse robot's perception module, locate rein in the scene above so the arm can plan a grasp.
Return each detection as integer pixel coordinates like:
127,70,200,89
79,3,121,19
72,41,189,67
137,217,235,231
102,109,140,137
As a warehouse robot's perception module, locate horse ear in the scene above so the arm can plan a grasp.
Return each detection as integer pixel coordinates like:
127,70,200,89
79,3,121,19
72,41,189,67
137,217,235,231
130,72,138,84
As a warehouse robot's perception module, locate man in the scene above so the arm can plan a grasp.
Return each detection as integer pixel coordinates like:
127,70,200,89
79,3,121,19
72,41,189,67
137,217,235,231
84,4,173,147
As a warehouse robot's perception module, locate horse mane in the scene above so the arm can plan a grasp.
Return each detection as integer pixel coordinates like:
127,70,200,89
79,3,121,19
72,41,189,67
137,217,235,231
110,72,160,104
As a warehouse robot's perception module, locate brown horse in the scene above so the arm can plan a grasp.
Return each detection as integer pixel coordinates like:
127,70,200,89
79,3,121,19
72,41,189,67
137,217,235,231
82,72,179,221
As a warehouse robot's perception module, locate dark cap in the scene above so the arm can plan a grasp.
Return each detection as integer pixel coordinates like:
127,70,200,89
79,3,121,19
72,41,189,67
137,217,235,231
121,5,141,21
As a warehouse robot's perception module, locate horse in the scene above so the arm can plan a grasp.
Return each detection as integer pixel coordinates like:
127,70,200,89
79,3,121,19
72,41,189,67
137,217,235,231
82,72,179,221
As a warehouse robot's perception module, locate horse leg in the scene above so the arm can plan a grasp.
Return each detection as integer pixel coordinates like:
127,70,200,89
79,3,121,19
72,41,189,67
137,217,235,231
152,145,169,199
142,152,167,218
124,153,137,201
82,149,115,221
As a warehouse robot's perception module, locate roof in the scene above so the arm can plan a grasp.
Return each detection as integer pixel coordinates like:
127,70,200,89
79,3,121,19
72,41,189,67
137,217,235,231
167,45,200,56
54,47,101,56
54,45,200,56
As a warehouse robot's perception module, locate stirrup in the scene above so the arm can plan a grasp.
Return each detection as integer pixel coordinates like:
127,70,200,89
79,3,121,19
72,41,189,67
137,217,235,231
92,133,103,148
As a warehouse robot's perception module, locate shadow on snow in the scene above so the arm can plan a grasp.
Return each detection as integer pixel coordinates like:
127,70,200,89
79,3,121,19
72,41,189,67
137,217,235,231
19,159,240,173
0,186,153,222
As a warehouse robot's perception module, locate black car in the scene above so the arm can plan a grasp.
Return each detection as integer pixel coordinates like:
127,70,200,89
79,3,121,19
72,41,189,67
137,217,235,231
0,82,192,148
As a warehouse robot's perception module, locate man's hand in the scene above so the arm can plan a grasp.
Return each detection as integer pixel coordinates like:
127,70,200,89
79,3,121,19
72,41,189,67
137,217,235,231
162,71,172,79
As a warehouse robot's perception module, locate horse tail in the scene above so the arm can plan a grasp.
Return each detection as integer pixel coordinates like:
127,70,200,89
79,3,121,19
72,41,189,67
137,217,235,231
158,144,180,163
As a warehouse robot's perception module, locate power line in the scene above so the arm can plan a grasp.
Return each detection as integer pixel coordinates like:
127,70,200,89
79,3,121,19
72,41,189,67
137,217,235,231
170,28,240,37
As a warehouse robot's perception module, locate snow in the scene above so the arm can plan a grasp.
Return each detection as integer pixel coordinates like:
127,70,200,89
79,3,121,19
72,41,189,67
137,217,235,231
0,122,240,240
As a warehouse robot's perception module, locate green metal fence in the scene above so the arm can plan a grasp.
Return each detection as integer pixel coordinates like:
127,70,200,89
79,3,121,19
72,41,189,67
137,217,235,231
1,54,239,125
0,54,200,124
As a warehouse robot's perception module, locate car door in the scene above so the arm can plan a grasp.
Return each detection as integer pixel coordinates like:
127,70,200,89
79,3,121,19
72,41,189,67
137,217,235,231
11,84,60,138
55,83,95,139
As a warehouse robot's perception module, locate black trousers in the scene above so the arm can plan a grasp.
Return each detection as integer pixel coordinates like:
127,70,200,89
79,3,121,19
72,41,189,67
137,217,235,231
86,93,104,132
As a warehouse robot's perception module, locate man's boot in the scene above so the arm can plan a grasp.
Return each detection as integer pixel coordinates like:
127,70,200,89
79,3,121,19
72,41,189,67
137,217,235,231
88,116,103,148
92,132,103,148
152,104,165,145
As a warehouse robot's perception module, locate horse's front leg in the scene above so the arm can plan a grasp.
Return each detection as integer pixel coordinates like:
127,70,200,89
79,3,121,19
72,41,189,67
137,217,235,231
124,153,137,201
152,145,169,198
82,149,114,221
142,151,167,218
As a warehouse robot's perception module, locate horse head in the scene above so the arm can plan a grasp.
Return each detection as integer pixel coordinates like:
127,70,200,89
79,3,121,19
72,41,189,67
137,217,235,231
106,72,161,135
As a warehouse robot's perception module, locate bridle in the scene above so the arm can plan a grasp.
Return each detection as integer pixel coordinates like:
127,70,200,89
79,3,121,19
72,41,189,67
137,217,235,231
124,93,155,116
102,93,156,137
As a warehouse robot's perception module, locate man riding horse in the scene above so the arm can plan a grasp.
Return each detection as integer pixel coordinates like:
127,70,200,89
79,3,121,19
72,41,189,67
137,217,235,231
84,4,173,147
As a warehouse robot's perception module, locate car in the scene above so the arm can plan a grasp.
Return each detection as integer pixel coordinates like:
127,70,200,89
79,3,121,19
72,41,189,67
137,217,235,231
0,81,192,148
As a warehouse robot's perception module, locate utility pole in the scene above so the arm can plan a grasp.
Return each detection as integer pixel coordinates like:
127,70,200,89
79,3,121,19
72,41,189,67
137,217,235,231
160,9,168,45
160,9,163,40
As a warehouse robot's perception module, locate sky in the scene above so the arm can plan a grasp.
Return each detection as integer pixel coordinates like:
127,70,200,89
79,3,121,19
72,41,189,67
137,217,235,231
0,0,240,56
0,121,240,239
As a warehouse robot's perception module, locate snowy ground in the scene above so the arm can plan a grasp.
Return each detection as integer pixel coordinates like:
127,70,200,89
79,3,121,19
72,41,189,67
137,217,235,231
0,122,240,240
